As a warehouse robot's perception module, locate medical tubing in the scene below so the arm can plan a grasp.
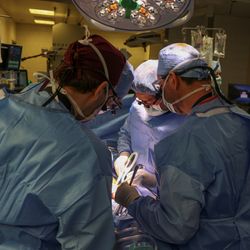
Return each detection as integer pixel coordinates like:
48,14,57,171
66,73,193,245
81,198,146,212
42,86,62,107
208,67,232,104
33,72,51,82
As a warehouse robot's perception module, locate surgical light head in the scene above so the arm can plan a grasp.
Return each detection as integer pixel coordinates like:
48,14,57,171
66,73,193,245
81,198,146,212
72,0,194,31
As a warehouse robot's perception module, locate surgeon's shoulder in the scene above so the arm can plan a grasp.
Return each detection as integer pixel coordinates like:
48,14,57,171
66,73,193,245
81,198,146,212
154,116,201,163
80,124,112,172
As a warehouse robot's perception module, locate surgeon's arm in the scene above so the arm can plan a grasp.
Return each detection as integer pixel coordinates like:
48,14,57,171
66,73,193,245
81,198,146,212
115,116,132,175
117,116,132,154
56,177,115,250
128,166,205,244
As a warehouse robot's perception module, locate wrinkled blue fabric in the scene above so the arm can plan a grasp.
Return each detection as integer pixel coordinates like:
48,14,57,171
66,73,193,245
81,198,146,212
85,94,135,148
117,101,186,174
128,98,250,250
115,61,134,99
0,84,115,249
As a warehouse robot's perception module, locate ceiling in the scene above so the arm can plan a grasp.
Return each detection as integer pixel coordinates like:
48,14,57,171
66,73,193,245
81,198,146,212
1,0,250,28
0,0,82,25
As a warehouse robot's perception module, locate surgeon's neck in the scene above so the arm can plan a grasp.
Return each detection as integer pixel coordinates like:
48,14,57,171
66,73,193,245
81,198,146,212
176,80,212,115
63,86,94,115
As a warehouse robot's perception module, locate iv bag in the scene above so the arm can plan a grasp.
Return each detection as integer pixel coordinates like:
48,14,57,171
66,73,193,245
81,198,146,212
191,30,203,51
214,32,227,58
200,36,213,67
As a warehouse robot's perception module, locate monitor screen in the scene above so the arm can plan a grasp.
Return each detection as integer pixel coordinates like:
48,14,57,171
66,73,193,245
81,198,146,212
228,83,250,105
0,43,22,71
17,69,28,87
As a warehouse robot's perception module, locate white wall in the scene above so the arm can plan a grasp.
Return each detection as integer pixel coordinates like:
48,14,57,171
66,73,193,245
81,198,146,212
214,15,250,95
16,23,52,82
93,30,149,68
0,7,16,43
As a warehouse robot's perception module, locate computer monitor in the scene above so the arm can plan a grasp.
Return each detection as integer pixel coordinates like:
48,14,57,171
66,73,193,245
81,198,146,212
228,83,250,105
17,69,28,87
0,43,22,71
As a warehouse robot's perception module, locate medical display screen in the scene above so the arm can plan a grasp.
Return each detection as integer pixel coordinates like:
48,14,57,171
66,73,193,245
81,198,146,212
17,70,28,87
0,44,22,71
228,83,250,105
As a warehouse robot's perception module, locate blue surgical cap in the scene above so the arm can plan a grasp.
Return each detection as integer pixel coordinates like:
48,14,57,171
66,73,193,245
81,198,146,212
115,61,134,99
157,43,209,80
132,60,159,95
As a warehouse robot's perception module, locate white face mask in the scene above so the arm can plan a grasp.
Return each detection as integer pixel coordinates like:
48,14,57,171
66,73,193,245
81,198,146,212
162,75,212,113
60,84,109,121
144,105,166,117
216,76,222,86
161,57,213,113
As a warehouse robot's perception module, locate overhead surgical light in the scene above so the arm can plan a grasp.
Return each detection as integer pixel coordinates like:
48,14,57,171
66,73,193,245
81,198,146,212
72,0,194,31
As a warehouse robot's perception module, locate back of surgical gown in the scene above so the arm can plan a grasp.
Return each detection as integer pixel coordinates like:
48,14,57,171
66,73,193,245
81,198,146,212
0,88,115,249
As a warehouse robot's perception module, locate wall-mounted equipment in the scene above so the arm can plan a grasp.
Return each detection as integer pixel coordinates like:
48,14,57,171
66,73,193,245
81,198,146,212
0,44,22,71
124,32,161,51
71,0,194,31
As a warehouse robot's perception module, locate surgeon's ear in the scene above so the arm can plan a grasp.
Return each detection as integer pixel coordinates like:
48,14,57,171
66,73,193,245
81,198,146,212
94,81,108,100
169,72,180,90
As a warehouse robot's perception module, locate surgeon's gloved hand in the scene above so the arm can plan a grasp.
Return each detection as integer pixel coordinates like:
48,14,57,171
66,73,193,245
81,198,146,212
114,152,130,176
126,169,157,188
115,182,140,208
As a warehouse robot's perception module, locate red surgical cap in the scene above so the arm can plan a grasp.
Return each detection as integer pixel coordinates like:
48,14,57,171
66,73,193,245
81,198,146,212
63,34,126,87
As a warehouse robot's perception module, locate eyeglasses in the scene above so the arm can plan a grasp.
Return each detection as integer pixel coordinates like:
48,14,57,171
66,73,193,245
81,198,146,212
152,78,164,98
102,81,121,114
152,78,163,88
135,96,158,108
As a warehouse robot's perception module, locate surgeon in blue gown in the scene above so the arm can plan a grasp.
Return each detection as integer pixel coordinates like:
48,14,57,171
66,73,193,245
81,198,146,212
0,34,126,249
114,60,186,196
115,43,250,250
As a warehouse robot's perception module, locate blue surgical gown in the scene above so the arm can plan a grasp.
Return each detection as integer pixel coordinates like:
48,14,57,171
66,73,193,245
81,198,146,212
117,101,186,174
128,98,250,250
0,85,115,249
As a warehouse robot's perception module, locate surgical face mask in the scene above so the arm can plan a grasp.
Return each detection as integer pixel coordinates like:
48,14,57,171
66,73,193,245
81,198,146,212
60,84,109,122
161,74,211,113
144,105,166,117
161,58,212,113
216,76,222,86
